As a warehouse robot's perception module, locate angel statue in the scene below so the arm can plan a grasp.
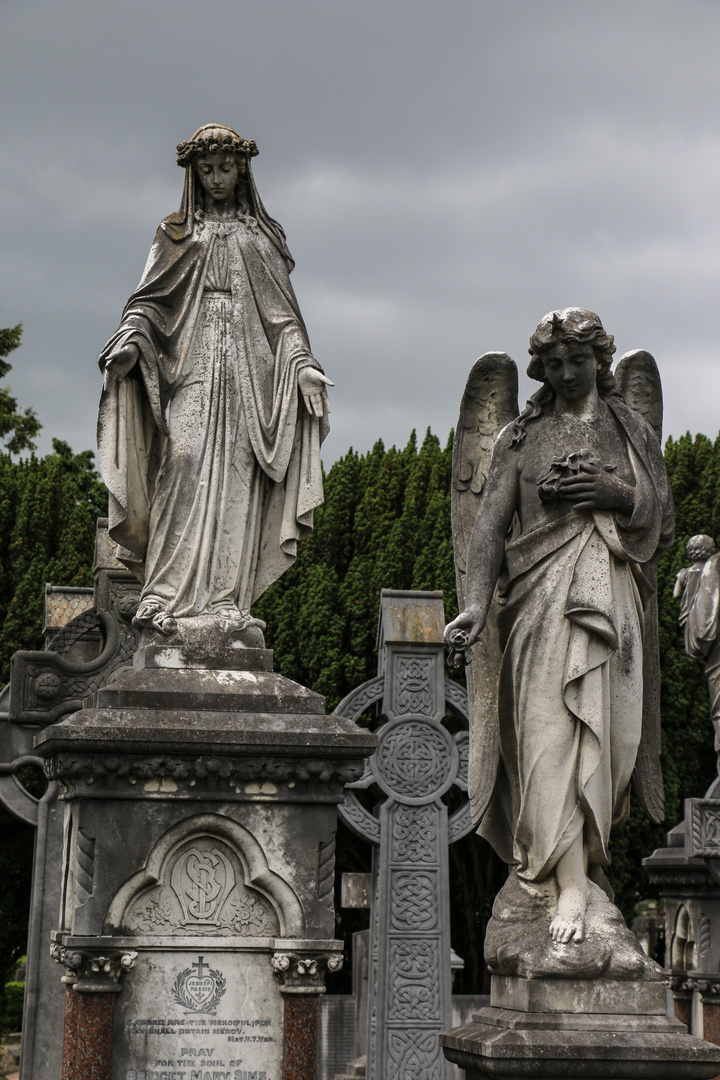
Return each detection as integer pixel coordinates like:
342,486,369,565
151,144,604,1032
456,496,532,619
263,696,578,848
445,308,674,975
675,534,720,770
97,124,331,637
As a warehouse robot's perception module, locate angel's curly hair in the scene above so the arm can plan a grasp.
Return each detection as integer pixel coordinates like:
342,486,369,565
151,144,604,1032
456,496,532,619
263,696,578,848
510,307,619,447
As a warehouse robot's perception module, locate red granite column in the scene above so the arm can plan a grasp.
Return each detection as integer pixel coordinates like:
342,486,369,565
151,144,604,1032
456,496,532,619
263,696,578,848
61,988,116,1080
674,991,692,1029
282,994,320,1080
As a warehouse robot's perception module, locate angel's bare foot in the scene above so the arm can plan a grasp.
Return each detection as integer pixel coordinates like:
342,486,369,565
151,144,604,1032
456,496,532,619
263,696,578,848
549,886,586,943
133,599,177,636
549,831,588,944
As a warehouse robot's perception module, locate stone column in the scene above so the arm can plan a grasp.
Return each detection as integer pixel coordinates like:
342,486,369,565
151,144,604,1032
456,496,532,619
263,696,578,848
52,945,137,1080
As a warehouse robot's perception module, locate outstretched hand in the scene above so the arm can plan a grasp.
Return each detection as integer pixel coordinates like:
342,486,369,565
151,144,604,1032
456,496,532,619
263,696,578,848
556,461,635,515
103,342,140,392
298,367,333,418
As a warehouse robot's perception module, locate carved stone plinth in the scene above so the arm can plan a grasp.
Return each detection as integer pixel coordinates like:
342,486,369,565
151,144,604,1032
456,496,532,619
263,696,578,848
440,976,720,1079
34,615,375,1080
644,777,720,1044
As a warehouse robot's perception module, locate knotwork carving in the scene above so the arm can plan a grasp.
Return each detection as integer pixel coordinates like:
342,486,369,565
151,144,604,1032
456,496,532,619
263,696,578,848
387,1029,442,1079
388,939,440,1021
51,942,137,992
391,805,437,863
391,871,437,931
373,719,456,804
394,657,434,716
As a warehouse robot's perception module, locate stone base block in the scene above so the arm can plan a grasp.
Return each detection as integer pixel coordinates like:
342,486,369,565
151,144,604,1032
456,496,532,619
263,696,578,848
491,975,667,1016
440,1005,720,1078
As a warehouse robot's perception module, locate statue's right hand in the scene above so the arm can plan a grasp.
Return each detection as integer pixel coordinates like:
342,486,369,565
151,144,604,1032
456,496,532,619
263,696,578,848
103,342,140,391
444,607,486,666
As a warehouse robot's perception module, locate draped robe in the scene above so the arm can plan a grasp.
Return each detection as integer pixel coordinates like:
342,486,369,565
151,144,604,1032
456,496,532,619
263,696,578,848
97,200,327,616
476,401,673,881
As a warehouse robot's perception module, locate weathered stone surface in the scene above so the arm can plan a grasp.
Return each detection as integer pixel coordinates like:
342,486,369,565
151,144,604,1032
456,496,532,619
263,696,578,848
445,311,672,957
440,1006,720,1078
484,871,661,981
97,125,330,635
490,976,666,1016
336,590,474,1080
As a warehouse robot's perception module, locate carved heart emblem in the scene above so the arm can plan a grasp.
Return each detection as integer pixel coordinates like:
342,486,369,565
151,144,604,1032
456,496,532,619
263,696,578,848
185,976,214,1005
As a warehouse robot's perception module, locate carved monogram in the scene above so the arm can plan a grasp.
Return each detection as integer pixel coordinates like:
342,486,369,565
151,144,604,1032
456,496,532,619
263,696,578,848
124,838,279,937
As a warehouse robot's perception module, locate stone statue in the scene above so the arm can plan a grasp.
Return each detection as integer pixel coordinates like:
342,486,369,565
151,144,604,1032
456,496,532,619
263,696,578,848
97,124,331,636
445,309,674,974
675,534,720,757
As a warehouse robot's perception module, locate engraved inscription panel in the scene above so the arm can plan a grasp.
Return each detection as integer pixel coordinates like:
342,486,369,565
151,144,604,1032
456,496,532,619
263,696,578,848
113,950,281,1080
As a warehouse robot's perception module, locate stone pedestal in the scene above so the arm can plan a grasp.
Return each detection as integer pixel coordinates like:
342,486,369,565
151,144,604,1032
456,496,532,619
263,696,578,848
35,621,375,1080
440,975,720,1078
644,778,720,1045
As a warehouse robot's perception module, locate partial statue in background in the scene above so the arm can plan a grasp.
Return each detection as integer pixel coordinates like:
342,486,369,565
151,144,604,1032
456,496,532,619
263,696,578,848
445,309,673,977
675,534,720,765
97,124,331,636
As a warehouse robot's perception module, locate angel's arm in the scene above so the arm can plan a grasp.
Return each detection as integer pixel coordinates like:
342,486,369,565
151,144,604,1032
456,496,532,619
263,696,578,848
446,429,518,645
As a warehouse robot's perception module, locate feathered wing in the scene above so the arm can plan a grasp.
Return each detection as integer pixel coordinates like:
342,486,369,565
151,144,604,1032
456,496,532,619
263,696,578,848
616,349,665,823
452,352,518,824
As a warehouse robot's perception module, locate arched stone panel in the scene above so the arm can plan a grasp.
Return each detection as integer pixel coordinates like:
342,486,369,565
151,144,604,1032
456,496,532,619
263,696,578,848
104,813,304,937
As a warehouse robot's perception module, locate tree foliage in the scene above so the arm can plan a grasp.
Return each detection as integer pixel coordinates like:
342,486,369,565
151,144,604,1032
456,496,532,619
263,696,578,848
0,322,41,454
0,419,718,993
0,439,107,987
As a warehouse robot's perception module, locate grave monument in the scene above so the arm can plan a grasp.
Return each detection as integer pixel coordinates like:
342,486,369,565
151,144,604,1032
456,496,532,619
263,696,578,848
643,534,720,1044
333,588,475,1080
440,308,720,1077
21,125,375,1080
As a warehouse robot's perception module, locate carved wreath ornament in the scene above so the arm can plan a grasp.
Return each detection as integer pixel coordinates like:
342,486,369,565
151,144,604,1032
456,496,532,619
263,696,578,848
172,955,226,1015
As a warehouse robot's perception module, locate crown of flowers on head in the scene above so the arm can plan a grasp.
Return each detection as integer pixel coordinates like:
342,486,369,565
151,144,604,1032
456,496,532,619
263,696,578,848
176,132,259,167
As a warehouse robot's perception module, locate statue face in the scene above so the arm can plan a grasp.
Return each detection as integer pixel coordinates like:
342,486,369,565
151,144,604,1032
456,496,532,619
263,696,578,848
195,151,242,203
541,341,600,401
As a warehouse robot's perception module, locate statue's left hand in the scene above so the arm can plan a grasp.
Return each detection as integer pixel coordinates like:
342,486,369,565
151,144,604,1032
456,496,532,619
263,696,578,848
298,367,334,418
557,461,635,515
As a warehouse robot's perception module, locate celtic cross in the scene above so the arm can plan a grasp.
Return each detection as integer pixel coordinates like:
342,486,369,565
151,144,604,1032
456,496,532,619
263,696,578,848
334,589,473,1080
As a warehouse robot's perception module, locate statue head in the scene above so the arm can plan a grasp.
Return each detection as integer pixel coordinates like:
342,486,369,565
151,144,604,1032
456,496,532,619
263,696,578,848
687,534,716,562
510,308,618,447
527,308,616,384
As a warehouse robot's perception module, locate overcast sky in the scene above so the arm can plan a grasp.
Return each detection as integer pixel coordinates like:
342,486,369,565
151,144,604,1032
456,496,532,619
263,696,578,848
2,0,720,464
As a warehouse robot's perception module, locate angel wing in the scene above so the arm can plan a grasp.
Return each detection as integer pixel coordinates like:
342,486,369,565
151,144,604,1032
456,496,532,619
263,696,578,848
615,348,665,823
615,349,663,442
451,352,518,824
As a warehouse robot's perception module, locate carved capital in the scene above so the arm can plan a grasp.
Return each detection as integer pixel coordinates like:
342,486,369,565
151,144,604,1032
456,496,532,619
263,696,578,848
51,942,137,993
270,949,343,994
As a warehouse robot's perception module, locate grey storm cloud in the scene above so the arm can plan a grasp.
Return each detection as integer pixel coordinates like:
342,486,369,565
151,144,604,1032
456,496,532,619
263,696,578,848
2,0,720,463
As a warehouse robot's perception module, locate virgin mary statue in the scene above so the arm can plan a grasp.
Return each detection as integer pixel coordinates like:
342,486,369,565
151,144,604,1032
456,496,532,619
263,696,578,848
97,125,331,634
